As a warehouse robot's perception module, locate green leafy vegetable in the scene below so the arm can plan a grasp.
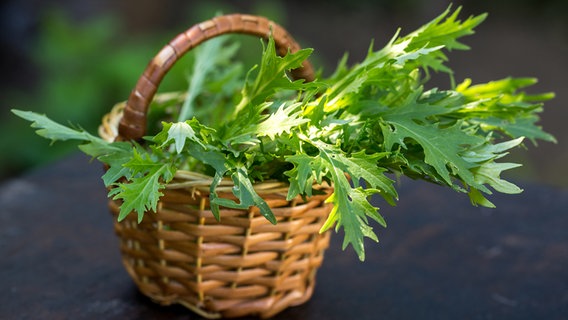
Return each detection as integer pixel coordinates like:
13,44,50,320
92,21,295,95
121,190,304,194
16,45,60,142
108,148,176,222
12,6,556,261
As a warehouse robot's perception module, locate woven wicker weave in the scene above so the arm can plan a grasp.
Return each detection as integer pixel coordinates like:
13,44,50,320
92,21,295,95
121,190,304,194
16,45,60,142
99,14,333,319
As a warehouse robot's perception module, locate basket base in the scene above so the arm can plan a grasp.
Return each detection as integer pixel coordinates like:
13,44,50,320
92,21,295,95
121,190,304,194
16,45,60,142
121,250,326,319
110,191,333,319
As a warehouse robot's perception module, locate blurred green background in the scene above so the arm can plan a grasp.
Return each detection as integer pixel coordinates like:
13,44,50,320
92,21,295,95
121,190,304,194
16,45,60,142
1,0,567,187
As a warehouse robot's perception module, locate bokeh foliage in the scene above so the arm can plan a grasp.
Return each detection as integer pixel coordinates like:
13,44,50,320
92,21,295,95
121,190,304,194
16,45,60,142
2,2,288,180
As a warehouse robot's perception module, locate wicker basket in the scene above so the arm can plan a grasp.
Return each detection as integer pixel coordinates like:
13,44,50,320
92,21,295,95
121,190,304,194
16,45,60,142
99,14,333,319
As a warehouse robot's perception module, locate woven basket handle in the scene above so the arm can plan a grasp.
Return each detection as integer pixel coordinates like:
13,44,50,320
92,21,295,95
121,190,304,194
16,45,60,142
118,14,315,141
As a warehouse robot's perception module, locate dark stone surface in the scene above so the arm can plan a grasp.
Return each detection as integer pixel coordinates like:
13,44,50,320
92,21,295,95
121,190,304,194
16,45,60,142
1,153,567,319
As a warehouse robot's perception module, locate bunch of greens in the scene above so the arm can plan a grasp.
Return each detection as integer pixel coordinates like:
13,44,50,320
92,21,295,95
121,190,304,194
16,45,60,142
13,7,555,260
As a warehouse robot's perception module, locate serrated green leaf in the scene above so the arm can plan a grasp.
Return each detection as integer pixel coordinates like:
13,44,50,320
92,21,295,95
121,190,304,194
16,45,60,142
320,174,382,261
472,162,523,194
106,148,177,222
168,122,200,153
315,142,398,204
234,36,313,117
336,150,398,204
12,109,137,187
467,188,495,208
256,102,309,139
97,147,134,186
457,77,539,98
461,137,524,163
284,153,317,200
475,117,556,145
314,142,389,261
122,147,160,176
112,159,176,222
405,6,487,52
453,77,556,144
77,138,131,159
12,109,95,142
320,6,486,116
380,97,486,191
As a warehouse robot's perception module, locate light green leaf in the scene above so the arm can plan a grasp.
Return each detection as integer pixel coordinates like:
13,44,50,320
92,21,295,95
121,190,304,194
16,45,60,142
467,188,495,208
475,117,556,145
12,109,99,143
256,102,309,139
404,6,487,52
454,77,556,144
335,150,398,204
167,122,200,153
315,141,397,204
472,162,523,194
461,137,524,163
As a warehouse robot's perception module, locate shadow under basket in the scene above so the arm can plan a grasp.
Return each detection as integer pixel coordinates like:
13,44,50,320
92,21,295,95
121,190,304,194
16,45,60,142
107,181,332,319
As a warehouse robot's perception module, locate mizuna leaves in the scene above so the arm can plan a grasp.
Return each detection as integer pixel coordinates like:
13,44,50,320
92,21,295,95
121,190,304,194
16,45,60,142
13,6,556,261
